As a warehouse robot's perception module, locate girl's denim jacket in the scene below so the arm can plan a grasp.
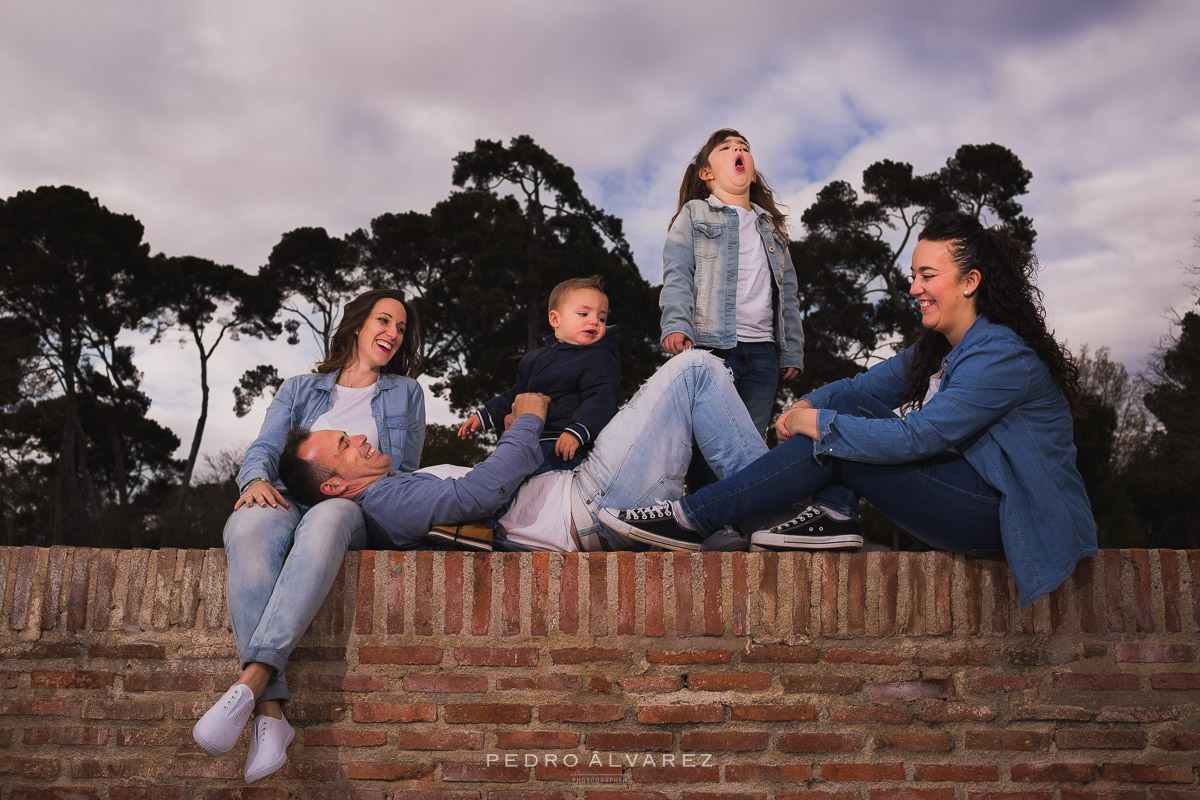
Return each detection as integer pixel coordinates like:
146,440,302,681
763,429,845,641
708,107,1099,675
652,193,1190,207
235,371,426,491
803,316,1097,607
660,196,805,370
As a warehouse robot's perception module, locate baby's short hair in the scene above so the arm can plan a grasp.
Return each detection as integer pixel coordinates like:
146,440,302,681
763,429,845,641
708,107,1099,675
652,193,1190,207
548,275,606,314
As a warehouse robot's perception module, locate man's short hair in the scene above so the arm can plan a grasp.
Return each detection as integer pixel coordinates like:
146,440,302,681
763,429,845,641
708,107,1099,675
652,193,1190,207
548,275,606,314
278,427,336,506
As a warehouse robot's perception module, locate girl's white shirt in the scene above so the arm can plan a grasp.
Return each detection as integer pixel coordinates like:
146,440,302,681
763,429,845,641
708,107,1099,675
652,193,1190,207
733,206,774,343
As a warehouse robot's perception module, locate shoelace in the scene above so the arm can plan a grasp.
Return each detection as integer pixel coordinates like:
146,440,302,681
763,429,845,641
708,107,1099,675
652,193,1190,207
624,503,672,521
770,506,820,533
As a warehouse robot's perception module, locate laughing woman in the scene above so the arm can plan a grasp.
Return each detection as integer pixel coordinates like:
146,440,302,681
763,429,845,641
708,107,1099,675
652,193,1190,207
192,289,424,783
602,212,1097,608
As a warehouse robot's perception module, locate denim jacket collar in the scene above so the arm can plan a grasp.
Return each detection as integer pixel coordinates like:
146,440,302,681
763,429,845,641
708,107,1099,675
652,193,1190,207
941,315,991,370
703,193,771,222
314,370,401,397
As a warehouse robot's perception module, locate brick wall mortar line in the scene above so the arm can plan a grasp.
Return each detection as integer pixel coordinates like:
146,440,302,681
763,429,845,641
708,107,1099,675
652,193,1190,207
42,545,68,630
0,546,10,628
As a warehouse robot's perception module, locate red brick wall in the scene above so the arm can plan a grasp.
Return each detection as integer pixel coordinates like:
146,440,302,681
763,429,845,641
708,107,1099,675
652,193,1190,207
2,545,1198,798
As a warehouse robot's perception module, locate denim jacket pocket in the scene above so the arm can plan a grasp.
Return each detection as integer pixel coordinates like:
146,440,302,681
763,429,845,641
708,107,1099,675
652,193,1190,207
691,220,725,265
382,412,408,453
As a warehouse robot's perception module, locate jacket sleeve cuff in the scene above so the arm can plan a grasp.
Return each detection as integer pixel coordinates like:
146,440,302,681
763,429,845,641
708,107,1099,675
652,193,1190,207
563,423,591,445
810,410,839,462
477,409,494,431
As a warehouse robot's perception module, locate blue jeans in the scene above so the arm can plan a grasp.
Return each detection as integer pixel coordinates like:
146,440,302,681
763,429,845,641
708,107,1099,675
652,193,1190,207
679,389,1006,557
574,350,769,549
706,341,780,436
223,497,367,704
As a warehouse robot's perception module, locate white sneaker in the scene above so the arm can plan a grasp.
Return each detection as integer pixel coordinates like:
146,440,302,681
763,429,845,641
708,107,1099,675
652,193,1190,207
193,684,255,756
245,714,295,783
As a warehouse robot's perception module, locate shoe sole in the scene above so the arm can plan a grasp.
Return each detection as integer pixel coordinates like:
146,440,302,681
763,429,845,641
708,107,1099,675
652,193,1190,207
193,729,235,757
750,532,864,551
597,509,702,552
245,725,295,783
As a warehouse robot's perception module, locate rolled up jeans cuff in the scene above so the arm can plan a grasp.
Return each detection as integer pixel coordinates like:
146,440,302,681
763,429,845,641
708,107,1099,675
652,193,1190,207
243,646,290,705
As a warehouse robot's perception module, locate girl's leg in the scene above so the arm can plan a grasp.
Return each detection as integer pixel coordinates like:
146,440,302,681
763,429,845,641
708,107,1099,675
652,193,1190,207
238,498,368,705
687,343,778,490
730,342,780,437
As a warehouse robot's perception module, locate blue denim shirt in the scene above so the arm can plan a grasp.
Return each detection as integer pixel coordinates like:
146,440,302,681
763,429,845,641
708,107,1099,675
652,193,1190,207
804,316,1097,607
660,196,805,370
236,371,425,489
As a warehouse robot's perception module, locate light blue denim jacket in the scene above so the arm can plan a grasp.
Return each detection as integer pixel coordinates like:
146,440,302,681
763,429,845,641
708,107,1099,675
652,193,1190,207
804,316,1097,607
236,371,426,490
660,196,805,370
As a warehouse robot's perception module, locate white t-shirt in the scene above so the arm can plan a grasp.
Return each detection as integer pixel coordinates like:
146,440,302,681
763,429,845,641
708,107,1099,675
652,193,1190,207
921,370,945,408
311,384,379,450
734,206,774,343
414,465,577,552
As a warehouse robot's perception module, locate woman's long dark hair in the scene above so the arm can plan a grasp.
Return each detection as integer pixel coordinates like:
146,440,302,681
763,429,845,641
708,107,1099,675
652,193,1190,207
903,212,1083,414
314,288,423,378
670,128,788,234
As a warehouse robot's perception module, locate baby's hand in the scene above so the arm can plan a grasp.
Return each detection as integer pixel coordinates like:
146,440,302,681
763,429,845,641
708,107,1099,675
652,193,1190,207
555,432,580,460
457,414,482,439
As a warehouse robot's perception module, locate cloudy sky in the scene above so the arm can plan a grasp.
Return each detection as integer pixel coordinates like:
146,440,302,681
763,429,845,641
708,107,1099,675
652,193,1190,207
3,1,1198,469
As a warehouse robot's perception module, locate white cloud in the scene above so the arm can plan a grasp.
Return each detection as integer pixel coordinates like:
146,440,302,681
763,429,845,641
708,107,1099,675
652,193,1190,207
2,0,1198,466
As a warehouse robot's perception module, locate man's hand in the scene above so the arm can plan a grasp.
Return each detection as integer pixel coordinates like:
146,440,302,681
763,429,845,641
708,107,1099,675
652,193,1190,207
510,393,551,424
555,431,580,460
781,367,800,382
661,332,693,355
457,413,482,439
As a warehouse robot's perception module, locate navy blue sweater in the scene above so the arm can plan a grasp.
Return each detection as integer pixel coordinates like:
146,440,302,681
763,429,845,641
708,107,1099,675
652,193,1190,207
478,326,621,446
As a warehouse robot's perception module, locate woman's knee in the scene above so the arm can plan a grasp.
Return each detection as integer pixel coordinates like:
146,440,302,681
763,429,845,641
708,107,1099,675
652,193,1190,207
223,503,301,552
294,498,367,549
825,389,895,418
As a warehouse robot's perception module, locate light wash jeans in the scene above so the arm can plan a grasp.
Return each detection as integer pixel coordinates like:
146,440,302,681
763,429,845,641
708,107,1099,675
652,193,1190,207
223,497,367,705
679,389,1006,557
575,350,769,549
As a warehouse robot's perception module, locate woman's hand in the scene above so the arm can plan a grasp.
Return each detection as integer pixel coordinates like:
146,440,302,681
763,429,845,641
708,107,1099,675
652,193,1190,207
775,399,816,441
661,333,693,355
457,414,482,439
781,367,800,382
234,479,290,511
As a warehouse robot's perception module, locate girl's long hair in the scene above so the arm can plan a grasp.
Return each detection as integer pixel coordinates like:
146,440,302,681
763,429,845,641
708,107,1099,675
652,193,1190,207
314,288,423,378
670,128,788,235
903,212,1083,414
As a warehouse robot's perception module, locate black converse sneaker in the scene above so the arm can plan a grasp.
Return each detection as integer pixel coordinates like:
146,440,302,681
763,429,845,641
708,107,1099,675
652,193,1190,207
749,505,864,551
598,502,705,551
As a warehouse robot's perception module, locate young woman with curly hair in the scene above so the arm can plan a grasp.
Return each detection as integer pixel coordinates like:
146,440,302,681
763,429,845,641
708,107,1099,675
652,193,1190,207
602,211,1096,608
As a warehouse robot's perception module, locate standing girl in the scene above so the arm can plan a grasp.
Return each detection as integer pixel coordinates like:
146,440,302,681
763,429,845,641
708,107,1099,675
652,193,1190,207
660,128,805,437
192,289,424,783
